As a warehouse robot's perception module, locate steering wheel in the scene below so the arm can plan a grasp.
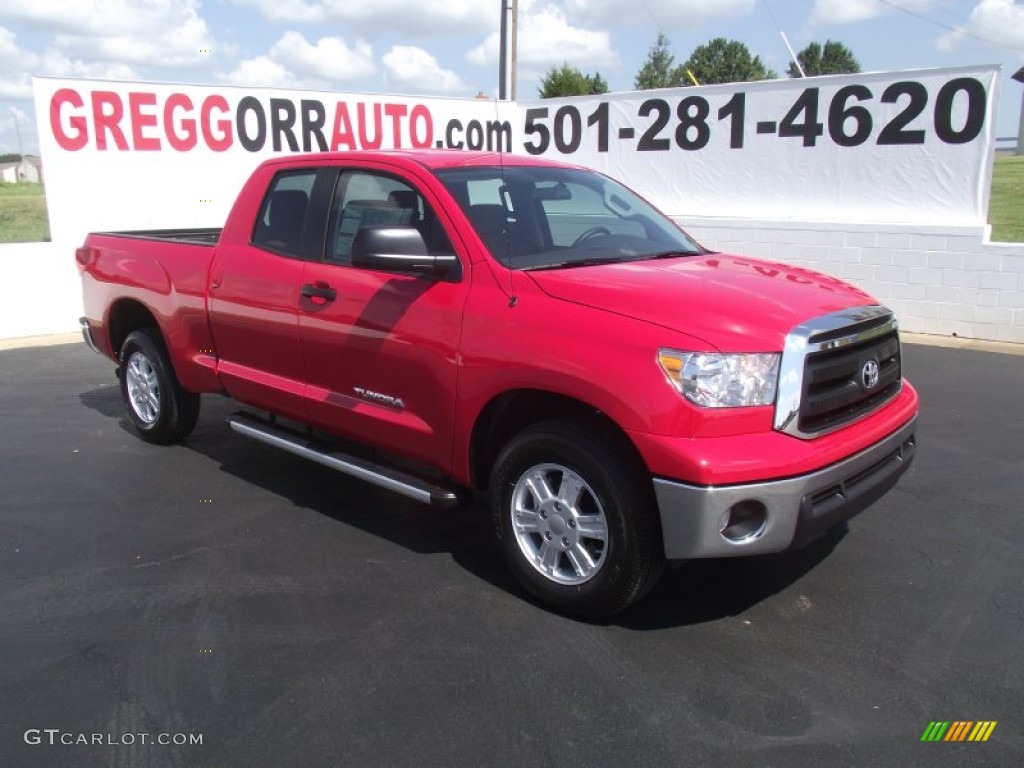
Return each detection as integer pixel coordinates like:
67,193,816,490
571,226,611,247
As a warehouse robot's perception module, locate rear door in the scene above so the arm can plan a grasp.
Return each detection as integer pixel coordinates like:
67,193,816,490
298,166,470,472
208,167,334,420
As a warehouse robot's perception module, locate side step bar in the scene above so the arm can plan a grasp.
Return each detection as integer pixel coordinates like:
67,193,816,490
227,412,467,510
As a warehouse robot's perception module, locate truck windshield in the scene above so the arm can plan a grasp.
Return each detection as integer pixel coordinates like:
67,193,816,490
433,165,704,270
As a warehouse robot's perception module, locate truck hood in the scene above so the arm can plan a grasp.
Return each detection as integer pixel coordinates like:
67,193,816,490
526,253,876,352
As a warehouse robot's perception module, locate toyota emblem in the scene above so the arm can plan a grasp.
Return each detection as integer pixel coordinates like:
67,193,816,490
861,359,880,390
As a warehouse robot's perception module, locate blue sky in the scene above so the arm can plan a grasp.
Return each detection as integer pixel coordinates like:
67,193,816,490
1,0,1022,155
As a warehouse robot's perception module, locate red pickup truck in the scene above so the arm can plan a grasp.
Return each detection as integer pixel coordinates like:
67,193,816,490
78,150,917,617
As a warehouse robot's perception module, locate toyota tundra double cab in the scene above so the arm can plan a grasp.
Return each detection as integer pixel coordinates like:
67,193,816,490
77,150,918,617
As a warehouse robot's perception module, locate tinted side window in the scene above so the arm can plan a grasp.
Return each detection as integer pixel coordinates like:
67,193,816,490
326,171,454,265
252,171,317,257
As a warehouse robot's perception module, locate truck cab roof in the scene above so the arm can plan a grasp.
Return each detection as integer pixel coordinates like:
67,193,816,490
254,149,580,172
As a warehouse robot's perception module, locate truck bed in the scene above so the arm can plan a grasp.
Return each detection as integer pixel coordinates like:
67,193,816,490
91,228,222,246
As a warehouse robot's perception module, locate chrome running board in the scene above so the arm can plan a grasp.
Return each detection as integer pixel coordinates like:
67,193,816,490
227,411,466,510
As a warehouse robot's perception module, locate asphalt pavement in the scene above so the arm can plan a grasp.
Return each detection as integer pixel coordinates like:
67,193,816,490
1,340,1021,767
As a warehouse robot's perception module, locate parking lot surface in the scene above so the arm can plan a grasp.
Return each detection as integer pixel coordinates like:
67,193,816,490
1,341,1021,767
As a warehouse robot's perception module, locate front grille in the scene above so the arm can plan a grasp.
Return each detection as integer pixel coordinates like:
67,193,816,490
774,306,903,439
799,328,901,434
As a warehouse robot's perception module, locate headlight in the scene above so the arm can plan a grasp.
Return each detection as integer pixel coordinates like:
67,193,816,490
658,349,780,408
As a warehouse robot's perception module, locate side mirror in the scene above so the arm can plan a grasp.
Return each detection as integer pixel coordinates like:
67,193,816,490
351,226,460,281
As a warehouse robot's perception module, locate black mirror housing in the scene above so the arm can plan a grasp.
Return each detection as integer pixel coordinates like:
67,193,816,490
351,226,460,280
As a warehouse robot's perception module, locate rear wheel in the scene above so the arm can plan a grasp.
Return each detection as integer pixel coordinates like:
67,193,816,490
119,328,200,444
491,419,664,618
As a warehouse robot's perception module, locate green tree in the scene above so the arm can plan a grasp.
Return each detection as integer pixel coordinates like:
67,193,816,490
787,40,861,78
681,38,776,85
539,63,610,98
0,153,22,163
634,32,687,89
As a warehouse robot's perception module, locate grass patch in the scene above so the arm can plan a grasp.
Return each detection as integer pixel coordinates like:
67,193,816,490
0,183,50,243
989,155,1024,243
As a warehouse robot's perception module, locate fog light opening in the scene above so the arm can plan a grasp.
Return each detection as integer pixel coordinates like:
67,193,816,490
720,500,768,543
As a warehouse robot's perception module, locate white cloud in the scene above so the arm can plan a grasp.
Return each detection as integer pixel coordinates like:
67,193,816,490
936,0,1024,52
270,32,375,82
4,0,215,68
810,0,941,25
382,46,466,94
223,56,300,88
229,0,323,24
230,0,493,36
563,0,756,27
0,82,33,99
223,32,375,89
36,50,140,81
55,22,212,69
0,28,38,97
5,0,200,36
0,27,35,65
468,3,616,68
0,26,144,100
1,52,139,98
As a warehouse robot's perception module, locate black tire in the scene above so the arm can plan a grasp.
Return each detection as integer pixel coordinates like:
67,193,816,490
118,328,200,444
491,419,665,618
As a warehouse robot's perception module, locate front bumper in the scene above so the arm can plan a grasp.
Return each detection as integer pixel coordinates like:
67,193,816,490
653,416,917,559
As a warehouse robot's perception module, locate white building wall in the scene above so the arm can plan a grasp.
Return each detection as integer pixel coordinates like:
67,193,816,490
0,163,41,184
0,242,83,339
676,218,1024,345
16,162,42,183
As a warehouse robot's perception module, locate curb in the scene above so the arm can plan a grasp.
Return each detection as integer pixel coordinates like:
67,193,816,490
0,332,81,351
901,332,1024,356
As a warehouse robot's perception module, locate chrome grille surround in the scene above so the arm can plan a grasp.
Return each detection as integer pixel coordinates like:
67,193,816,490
774,305,902,439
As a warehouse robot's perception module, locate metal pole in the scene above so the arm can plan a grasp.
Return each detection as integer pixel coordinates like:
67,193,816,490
1018,91,1024,156
510,0,518,101
498,0,508,100
12,110,24,157
780,31,805,78
763,0,803,77
1013,67,1024,156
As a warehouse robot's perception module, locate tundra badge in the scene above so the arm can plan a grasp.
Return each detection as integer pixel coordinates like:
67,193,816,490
353,387,405,410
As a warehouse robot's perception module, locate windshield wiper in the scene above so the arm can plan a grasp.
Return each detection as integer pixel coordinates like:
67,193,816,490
524,256,633,271
644,250,701,260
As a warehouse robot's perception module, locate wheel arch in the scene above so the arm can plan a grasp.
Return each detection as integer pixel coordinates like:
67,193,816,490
108,298,161,360
468,389,649,492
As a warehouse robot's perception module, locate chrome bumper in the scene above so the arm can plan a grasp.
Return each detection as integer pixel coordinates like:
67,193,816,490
79,317,101,355
653,417,917,559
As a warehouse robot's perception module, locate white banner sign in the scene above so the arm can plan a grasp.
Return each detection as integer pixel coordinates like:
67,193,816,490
33,65,997,248
516,65,998,226
33,78,516,246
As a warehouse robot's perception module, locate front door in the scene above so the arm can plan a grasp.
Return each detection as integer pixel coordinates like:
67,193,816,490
298,168,469,473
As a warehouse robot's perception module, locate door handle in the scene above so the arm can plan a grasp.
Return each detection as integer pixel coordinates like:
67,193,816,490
301,282,337,302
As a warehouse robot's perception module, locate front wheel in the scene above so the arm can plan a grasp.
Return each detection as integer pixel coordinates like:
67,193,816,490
491,419,664,618
119,328,200,444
